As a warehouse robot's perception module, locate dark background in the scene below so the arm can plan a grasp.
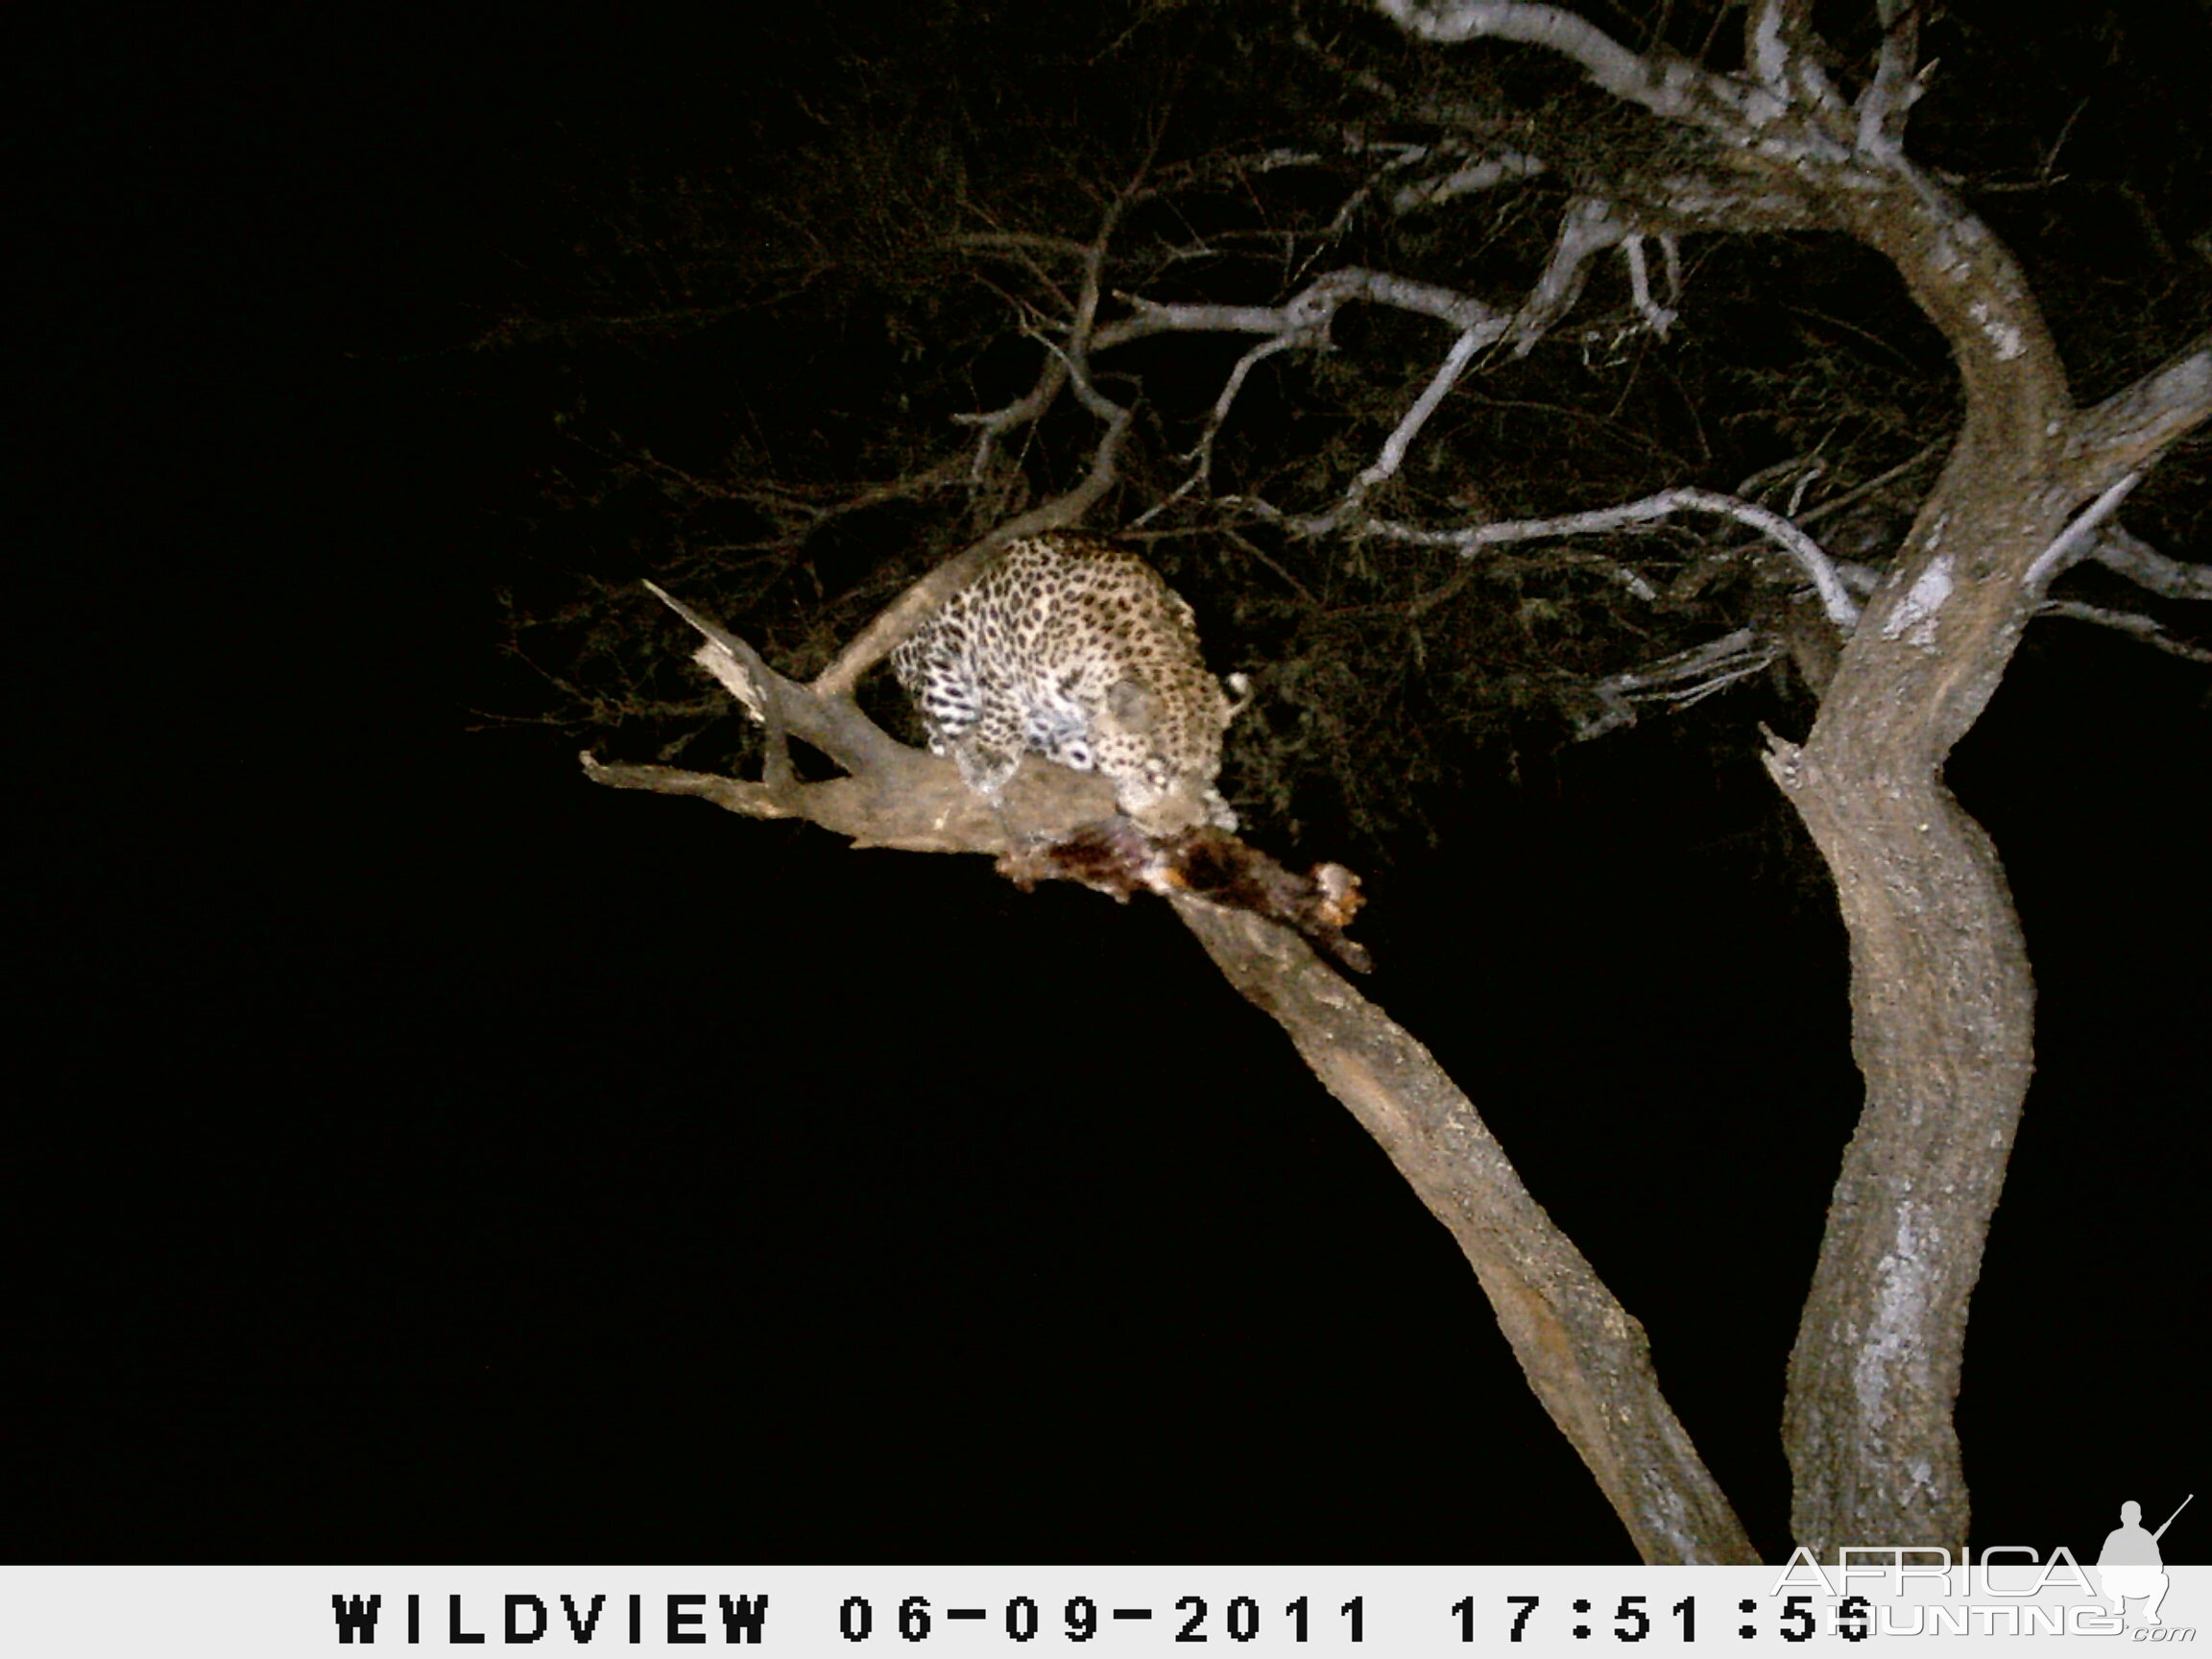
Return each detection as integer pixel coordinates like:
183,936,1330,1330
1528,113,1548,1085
14,6,2204,1566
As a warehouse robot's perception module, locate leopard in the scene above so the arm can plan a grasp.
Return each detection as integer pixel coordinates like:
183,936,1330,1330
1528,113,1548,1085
891,532,1245,835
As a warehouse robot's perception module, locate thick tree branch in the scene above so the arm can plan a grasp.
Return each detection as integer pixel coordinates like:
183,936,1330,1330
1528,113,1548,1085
1377,0,1772,135
2061,329,2212,493
1174,897,1759,1564
644,581,905,780
1744,0,1814,98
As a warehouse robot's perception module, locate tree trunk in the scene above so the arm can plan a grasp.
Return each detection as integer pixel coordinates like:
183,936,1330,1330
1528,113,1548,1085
1763,499,2050,1558
1360,0,2212,1564
1762,183,2076,1552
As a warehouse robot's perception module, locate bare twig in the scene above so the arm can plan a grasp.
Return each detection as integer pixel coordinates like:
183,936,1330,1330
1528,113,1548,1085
2088,525,2212,601
2022,472,2142,595
1621,233,1678,339
1854,0,1925,165
1513,197,1634,354
1241,486,1861,627
1298,324,1509,535
811,189,1146,699
952,354,1071,488
1124,192,1689,537
1580,628,1783,736
1109,267,1510,520
2038,599,2212,662
1391,148,1547,212
1793,443,1945,529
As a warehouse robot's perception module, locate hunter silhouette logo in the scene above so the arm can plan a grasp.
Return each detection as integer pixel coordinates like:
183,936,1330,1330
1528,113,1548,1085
2098,1494,2192,1626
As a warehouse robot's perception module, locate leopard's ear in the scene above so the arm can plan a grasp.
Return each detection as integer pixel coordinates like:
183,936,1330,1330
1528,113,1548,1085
1105,678,1161,731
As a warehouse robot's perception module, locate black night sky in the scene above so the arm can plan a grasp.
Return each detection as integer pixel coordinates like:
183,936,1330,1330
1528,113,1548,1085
15,6,2206,1568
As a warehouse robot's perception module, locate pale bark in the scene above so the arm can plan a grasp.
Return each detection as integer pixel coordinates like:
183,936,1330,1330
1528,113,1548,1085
1748,163,2207,1567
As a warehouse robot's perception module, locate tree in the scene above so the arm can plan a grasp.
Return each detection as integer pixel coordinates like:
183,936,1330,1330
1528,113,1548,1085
485,0,2209,1562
